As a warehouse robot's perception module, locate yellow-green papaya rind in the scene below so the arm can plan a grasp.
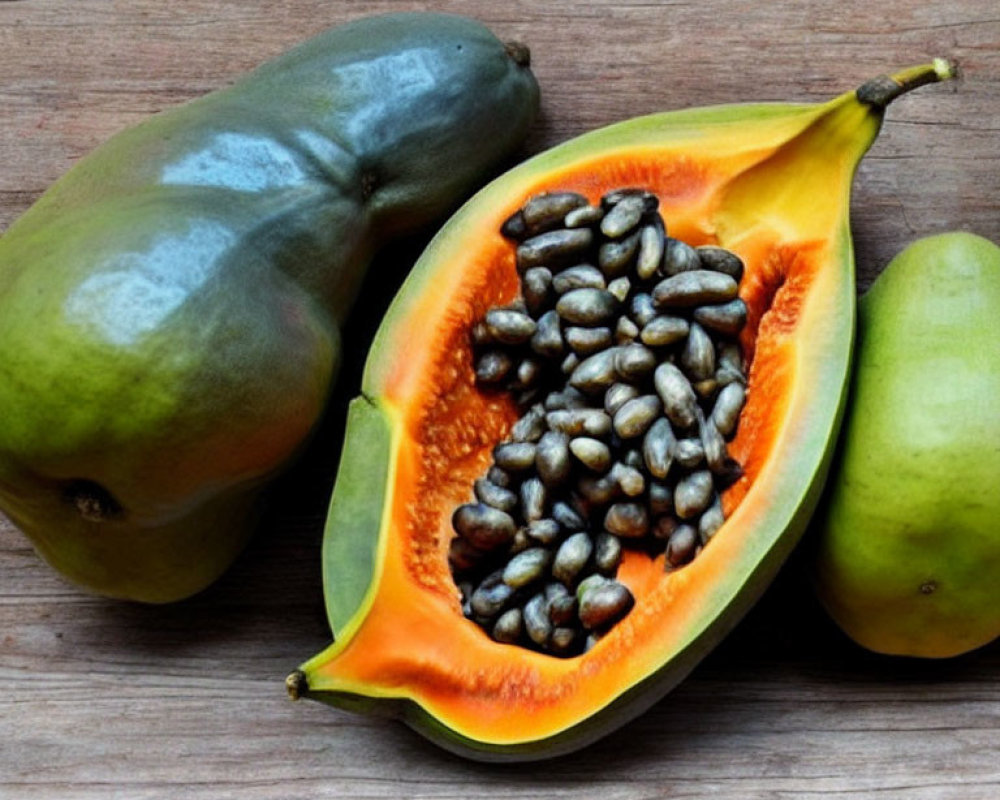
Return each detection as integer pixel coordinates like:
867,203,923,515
0,13,539,602
814,232,1000,658
294,63,952,760
320,397,394,636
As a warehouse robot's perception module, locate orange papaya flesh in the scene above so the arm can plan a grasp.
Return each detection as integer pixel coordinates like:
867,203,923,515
290,62,954,760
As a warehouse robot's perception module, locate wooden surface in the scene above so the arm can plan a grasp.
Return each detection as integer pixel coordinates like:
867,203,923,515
1,1,998,797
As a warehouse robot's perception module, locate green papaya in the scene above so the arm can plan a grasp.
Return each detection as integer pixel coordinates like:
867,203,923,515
0,12,539,602
814,232,1000,658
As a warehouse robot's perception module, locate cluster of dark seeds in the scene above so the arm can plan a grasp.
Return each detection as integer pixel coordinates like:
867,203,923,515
449,188,749,657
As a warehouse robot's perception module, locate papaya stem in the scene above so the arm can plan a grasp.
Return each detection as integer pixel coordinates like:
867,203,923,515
856,59,956,110
504,41,531,68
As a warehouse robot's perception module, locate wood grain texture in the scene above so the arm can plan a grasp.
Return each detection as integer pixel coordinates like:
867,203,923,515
1,1,998,798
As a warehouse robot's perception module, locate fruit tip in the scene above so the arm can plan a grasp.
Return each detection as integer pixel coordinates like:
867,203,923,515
933,57,959,82
286,669,308,700
504,40,531,68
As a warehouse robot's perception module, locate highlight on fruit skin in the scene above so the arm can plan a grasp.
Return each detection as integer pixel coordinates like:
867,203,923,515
0,12,540,603
813,231,1000,660
288,62,954,761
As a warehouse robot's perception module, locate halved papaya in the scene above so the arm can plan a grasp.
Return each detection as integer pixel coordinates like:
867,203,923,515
288,62,954,760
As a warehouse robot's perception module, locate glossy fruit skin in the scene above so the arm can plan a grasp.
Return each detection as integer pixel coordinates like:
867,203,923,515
290,64,953,760
0,12,539,602
814,232,1000,658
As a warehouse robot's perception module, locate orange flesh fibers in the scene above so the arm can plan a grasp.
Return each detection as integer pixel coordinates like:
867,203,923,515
323,149,830,742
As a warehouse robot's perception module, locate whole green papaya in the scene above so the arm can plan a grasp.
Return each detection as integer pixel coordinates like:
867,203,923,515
814,232,1000,657
0,12,539,602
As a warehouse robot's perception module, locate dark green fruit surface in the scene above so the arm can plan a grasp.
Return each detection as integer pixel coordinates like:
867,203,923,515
0,12,538,602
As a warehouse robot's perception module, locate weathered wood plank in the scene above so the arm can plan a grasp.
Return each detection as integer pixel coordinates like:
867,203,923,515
1,1,998,797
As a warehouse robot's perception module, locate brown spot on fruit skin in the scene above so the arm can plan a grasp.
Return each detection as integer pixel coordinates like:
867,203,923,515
920,581,938,595
63,480,124,522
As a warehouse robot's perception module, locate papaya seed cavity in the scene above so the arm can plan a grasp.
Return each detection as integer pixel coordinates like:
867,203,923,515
449,187,749,657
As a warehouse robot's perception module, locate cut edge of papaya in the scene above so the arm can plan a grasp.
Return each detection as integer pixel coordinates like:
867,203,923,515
291,62,954,760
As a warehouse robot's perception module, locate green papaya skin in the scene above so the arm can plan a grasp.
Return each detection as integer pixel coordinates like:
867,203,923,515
0,12,539,602
814,232,1000,657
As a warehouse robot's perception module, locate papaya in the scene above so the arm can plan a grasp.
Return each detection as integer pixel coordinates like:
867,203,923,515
813,232,1000,658
0,13,539,603
286,60,956,760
